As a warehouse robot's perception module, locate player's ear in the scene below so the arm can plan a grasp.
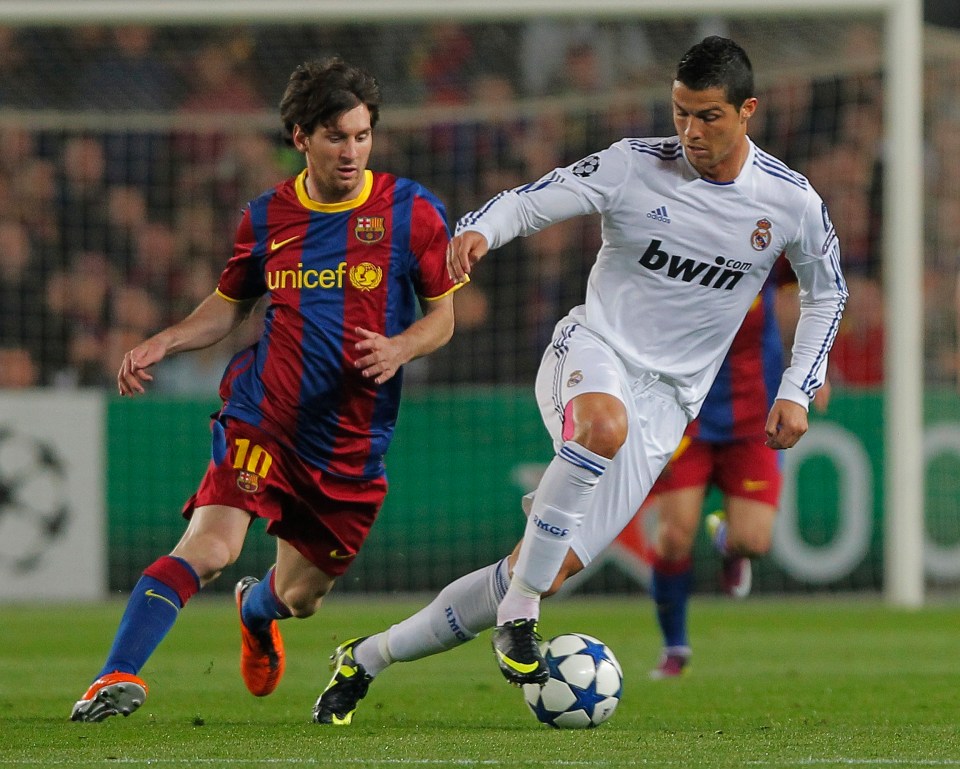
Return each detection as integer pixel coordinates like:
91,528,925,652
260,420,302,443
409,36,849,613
292,125,309,152
739,97,758,122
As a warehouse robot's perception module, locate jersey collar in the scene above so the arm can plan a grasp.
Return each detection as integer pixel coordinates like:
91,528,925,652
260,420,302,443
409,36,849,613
295,168,373,212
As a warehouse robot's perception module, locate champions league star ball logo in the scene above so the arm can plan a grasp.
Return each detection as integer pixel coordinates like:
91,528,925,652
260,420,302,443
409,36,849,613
0,428,69,573
572,155,600,178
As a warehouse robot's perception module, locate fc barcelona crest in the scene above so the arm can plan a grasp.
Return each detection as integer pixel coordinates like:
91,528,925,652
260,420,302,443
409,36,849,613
237,470,260,493
354,216,385,244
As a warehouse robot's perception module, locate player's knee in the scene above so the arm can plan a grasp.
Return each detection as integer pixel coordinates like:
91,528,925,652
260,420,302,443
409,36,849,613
278,582,331,618
572,415,627,459
657,522,697,560
731,529,772,557
172,539,238,582
656,540,693,562
280,594,320,618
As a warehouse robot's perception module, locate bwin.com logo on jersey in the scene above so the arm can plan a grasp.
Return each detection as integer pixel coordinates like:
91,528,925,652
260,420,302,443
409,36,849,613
639,239,749,290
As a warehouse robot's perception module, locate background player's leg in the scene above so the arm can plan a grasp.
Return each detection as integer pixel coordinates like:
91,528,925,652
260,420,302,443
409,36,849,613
650,486,703,678
710,496,777,598
723,497,777,557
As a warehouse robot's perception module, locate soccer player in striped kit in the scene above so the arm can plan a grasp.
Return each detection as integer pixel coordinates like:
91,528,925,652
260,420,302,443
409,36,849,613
70,57,461,722
647,258,829,679
314,35,846,724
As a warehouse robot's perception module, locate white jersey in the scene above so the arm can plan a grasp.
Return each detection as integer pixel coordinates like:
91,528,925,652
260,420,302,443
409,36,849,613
457,137,847,418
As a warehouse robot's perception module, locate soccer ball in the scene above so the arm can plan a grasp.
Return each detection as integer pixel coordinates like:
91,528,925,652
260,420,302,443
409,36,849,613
522,633,623,729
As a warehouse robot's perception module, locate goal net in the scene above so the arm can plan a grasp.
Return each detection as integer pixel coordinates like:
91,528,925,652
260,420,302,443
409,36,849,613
0,3,948,600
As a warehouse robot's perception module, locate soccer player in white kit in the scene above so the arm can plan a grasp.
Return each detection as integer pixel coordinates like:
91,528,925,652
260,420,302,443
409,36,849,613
313,36,847,724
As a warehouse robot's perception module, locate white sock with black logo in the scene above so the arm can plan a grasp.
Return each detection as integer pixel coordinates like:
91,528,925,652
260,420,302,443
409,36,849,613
497,441,609,625
354,558,510,676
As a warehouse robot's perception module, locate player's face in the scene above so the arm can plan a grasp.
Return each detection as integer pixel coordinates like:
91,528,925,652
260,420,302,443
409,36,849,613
293,103,373,204
671,82,756,183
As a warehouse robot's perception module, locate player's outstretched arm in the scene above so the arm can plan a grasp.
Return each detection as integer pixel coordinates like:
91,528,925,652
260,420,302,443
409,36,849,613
764,398,809,450
117,291,256,396
446,231,489,283
353,293,455,386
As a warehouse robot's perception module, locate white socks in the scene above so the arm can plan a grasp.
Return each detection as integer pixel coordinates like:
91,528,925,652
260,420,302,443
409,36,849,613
353,557,510,677
351,440,611,675
497,440,609,625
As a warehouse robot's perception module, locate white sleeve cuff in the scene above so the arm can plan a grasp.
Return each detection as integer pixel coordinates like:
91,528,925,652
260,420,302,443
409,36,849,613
775,379,811,411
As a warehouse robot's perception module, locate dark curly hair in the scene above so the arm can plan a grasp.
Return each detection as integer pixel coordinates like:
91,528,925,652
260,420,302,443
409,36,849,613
675,36,754,109
279,56,381,144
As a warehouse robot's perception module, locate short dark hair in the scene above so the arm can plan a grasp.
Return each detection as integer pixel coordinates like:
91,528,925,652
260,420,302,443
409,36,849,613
675,36,754,109
279,56,381,144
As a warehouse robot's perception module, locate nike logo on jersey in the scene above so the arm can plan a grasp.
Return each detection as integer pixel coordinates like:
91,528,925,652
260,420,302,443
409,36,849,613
646,206,671,223
144,589,179,611
638,239,748,291
270,235,300,251
329,549,356,560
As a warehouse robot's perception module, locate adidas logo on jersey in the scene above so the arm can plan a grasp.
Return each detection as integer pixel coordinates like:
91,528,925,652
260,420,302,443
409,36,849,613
646,206,671,223
638,239,750,291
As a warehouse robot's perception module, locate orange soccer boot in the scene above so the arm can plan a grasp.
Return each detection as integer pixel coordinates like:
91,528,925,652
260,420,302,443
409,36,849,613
70,672,148,722
235,576,286,696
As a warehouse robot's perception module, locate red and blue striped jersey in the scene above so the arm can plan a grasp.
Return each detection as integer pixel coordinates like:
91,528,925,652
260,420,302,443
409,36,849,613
689,259,791,443
215,169,456,480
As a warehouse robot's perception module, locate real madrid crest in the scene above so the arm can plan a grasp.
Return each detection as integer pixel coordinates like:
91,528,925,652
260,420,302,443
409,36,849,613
354,216,385,244
750,218,772,251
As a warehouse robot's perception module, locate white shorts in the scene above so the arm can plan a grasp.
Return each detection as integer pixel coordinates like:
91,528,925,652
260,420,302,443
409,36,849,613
533,317,688,567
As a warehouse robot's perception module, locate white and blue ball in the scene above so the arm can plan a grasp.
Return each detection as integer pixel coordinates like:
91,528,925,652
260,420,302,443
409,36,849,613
522,633,623,729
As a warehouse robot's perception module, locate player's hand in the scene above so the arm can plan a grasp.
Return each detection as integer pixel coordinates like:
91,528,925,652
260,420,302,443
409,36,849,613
764,398,808,450
354,327,408,385
446,231,489,283
117,338,167,396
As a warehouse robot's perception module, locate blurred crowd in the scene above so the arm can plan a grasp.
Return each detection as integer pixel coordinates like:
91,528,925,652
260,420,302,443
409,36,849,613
0,18,955,391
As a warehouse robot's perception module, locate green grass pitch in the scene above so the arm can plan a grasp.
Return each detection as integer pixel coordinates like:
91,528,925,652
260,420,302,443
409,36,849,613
1,595,958,768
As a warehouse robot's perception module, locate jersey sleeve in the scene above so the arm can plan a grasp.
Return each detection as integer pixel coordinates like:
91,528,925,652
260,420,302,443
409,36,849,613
455,141,630,250
409,191,458,301
216,206,267,302
778,189,848,407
